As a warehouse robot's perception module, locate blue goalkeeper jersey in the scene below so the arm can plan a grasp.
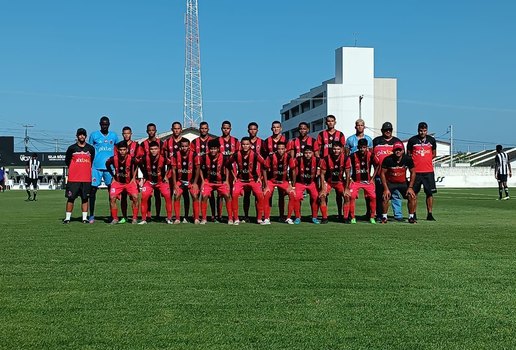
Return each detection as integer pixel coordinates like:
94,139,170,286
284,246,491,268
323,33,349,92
89,130,119,170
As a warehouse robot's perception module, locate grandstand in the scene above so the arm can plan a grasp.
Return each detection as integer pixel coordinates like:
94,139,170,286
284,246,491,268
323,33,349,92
434,148,516,167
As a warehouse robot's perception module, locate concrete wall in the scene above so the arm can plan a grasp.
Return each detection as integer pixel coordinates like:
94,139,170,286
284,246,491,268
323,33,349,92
374,78,397,137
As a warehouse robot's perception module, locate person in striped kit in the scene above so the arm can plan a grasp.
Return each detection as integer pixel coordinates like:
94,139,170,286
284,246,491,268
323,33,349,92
494,144,512,200
25,153,41,201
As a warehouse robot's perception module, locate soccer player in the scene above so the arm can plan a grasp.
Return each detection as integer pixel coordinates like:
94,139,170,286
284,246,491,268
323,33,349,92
319,142,351,224
263,121,288,220
162,121,183,160
63,128,95,224
288,122,319,158
171,138,200,224
88,116,119,223
349,138,377,224
118,126,139,224
372,122,403,221
380,142,417,224
345,118,373,154
243,122,265,223
190,121,216,221
139,141,173,224
406,122,437,220
494,144,512,200
199,139,233,224
217,121,240,222
317,115,346,219
25,153,41,201
262,141,296,224
290,145,321,224
229,137,266,225
136,123,162,221
106,141,139,225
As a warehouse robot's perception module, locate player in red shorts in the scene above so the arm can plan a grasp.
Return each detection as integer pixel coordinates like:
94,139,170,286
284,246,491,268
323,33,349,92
290,145,321,224
262,141,296,224
138,141,173,224
106,141,139,224
317,115,345,158
242,122,266,223
349,138,377,224
229,137,266,225
288,122,319,158
171,138,201,224
216,121,240,222
118,126,139,224
199,139,233,225
319,141,351,224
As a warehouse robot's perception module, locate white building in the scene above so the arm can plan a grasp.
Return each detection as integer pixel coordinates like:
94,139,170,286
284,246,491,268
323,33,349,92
280,47,397,139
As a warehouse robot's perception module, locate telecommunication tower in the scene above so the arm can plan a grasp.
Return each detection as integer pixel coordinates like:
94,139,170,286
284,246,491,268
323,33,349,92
183,0,204,128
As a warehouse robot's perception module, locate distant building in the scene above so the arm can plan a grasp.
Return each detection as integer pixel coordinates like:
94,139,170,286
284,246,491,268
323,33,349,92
280,47,397,139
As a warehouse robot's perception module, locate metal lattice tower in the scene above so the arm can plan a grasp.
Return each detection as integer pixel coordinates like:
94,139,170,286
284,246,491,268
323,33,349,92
183,0,203,128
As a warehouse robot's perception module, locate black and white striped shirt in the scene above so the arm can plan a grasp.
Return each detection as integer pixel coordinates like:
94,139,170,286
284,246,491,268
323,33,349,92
27,158,41,179
495,152,510,175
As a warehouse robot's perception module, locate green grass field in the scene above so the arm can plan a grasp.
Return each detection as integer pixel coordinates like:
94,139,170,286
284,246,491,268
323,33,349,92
1,188,515,349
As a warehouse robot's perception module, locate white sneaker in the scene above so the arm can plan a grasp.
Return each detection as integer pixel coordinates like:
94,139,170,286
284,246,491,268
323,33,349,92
228,220,234,225
182,218,189,223
138,220,148,225
194,219,200,225
233,220,240,226
166,219,173,224
173,219,181,225
200,219,207,225
257,219,263,224
285,218,294,225
261,219,271,225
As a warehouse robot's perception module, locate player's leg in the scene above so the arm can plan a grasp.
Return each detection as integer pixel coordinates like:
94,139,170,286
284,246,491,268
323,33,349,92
139,182,153,223
120,192,128,222
219,183,233,224
200,183,213,223
231,181,244,224
250,181,265,224
319,184,330,223
308,183,320,224
109,182,122,224
374,177,383,220
63,182,77,223
209,195,216,221
390,189,403,220
497,177,504,199
365,183,377,223
189,185,200,224
243,188,251,221
349,183,359,223
182,188,190,222
381,186,390,224
173,182,183,224
503,180,510,199
126,182,139,223
25,177,31,200
262,181,274,221
32,179,38,200
294,184,305,223
159,183,173,223
423,173,437,220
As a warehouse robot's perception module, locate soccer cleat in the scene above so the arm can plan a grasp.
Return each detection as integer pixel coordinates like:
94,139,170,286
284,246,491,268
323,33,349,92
131,220,138,225
242,217,250,224
257,219,263,224
138,220,148,225
350,218,357,224
285,218,294,225
110,220,119,225
426,213,436,221
62,219,70,224
200,219,207,225
182,218,189,224
370,218,376,224
408,217,417,224
228,220,234,225
166,219,173,224
294,218,301,225
321,219,329,224
173,219,181,225
233,220,240,226
118,218,126,224
381,217,388,224
194,219,201,225
261,219,271,225
88,216,95,224
32,197,37,201
504,196,510,200
82,220,89,224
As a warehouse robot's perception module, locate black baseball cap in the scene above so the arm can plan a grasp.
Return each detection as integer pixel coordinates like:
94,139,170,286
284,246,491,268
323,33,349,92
418,122,428,130
76,128,87,136
381,122,393,130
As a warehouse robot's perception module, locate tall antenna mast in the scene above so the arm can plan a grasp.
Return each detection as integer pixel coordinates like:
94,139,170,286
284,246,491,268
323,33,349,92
184,0,204,128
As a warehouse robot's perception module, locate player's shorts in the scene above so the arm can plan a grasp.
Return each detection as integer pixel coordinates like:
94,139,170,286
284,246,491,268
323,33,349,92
497,174,508,182
414,172,437,196
201,182,230,197
110,181,139,198
141,181,171,199
349,181,376,200
174,181,200,197
266,180,291,194
325,181,345,196
233,180,262,197
65,182,91,201
25,177,38,189
387,182,409,199
91,169,113,187
294,182,319,201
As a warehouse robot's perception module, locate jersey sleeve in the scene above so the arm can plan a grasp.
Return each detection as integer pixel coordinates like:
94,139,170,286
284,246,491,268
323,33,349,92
406,137,415,153
406,156,415,169
430,136,437,150
320,157,328,171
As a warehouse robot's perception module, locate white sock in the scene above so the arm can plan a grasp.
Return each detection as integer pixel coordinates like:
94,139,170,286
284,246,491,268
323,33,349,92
65,212,72,220
382,214,388,219
409,213,414,219
82,212,88,220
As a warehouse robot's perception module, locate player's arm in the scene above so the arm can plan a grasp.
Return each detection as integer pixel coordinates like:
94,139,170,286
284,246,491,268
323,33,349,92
380,167,391,200
494,156,500,179
319,166,327,198
407,166,416,199
130,160,138,183
105,157,115,178
344,165,351,198
65,146,73,167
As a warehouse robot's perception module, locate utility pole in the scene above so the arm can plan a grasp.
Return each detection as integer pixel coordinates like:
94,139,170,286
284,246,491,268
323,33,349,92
449,125,454,167
23,124,34,152
359,95,364,118
54,139,59,152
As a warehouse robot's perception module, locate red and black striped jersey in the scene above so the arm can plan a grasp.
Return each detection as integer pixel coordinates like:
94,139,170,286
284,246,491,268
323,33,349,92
136,138,162,164
140,153,168,184
265,153,291,183
231,150,266,182
263,135,287,156
171,150,200,183
349,151,376,183
106,154,136,184
317,130,345,158
320,153,350,183
249,137,265,157
161,136,182,160
292,156,320,185
190,136,212,157
115,141,139,158
201,153,227,183
218,136,240,160
288,136,320,158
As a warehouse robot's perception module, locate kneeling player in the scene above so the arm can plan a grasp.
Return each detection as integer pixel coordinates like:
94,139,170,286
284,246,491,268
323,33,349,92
199,139,233,224
319,142,351,224
380,142,417,223
139,141,173,224
171,138,201,224
263,141,296,224
291,146,321,224
349,139,377,224
106,141,139,224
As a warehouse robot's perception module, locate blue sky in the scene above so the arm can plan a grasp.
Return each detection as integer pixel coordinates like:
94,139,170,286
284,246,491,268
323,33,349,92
0,0,515,152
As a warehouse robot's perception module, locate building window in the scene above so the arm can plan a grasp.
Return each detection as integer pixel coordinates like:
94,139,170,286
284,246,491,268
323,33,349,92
313,93,324,108
301,100,310,113
282,112,289,121
311,118,324,133
291,106,300,117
